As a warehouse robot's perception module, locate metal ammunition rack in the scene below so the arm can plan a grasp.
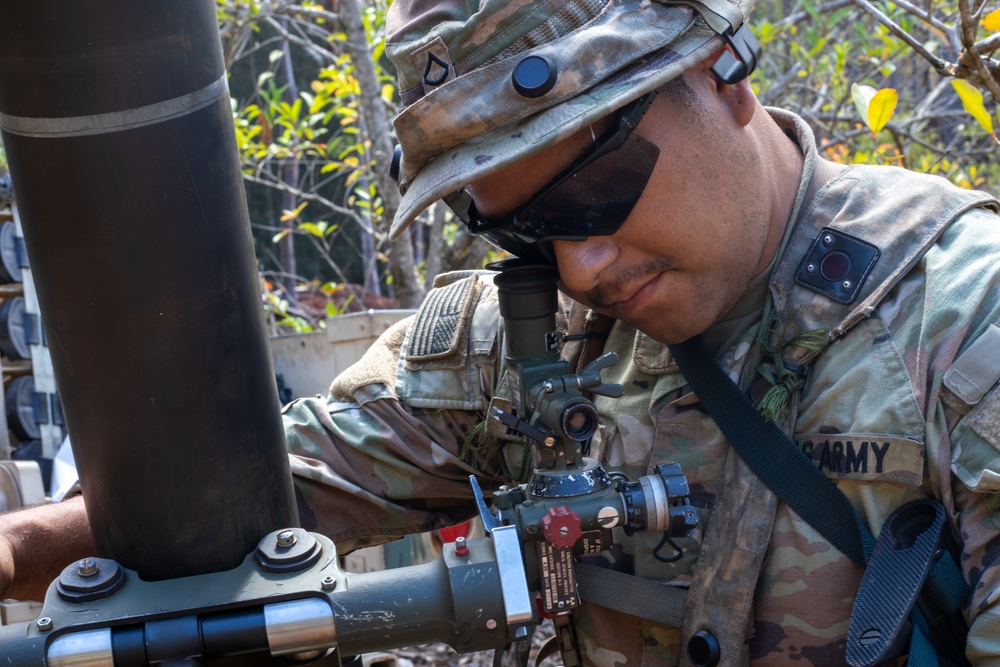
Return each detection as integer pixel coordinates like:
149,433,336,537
0,174,63,494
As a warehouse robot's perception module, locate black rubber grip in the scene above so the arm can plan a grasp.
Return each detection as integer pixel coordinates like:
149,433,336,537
846,499,946,667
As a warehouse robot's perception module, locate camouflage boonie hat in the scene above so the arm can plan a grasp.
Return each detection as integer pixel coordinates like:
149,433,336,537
385,0,755,239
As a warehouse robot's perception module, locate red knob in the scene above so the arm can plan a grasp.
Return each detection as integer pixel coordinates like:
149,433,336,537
542,506,583,549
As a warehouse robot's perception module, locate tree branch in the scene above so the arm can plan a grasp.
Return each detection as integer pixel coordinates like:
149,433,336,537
852,0,955,75
242,171,375,234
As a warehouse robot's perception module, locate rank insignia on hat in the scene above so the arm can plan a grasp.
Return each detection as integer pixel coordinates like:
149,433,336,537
423,52,449,86
411,36,455,90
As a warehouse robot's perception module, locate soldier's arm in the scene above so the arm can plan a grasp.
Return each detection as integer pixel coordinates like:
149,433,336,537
920,210,1000,663
0,496,95,602
947,388,1000,664
284,273,508,554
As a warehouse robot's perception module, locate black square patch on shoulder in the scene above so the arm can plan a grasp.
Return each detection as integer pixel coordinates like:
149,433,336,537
795,227,880,304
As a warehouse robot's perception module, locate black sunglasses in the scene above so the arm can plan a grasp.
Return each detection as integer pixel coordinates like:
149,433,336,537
445,89,660,261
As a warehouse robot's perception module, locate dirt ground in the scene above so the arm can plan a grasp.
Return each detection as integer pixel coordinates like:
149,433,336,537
376,620,557,667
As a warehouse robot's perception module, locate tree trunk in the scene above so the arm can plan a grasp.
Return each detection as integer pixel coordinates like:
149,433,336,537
337,0,424,308
424,202,446,288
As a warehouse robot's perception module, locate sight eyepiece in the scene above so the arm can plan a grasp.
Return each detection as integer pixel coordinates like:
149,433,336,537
618,463,698,537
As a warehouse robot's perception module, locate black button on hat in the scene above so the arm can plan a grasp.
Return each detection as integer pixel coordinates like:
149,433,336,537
389,145,402,183
512,55,557,98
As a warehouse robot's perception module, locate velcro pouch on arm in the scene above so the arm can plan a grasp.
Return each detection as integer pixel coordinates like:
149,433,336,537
949,322,1000,522
943,322,1000,414
396,271,500,411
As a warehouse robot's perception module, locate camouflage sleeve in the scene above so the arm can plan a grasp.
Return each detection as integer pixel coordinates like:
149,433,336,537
283,389,499,554
282,272,506,555
950,388,1000,664
915,209,1000,663
943,322,1000,664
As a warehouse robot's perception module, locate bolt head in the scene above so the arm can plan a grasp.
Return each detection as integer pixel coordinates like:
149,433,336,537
77,557,99,578
822,234,835,247
805,263,816,275
37,617,53,631
454,537,470,557
486,619,498,630
841,280,853,291
276,530,297,548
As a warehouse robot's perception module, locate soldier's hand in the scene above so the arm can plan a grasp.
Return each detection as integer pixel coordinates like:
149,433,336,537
0,532,13,600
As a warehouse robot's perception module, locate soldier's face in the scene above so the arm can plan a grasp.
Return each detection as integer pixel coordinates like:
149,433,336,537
469,64,781,344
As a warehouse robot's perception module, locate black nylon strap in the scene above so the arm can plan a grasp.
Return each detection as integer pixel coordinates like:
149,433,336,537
667,337,875,567
575,562,687,628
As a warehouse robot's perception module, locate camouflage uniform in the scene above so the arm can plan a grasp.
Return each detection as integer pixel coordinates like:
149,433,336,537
284,110,1000,666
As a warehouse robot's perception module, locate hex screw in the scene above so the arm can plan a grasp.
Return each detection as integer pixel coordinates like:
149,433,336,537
454,536,470,557
276,530,297,548
77,557,99,578
321,576,337,591
37,617,53,632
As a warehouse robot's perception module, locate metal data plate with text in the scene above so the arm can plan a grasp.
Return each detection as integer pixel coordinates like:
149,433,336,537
537,541,580,615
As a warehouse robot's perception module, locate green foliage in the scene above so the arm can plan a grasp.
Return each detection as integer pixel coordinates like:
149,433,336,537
261,277,316,333
753,0,999,190
220,0,425,316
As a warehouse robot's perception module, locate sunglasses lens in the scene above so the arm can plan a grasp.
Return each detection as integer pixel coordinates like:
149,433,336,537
519,134,660,240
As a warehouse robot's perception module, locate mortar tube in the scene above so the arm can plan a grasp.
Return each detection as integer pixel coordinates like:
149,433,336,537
0,1,297,580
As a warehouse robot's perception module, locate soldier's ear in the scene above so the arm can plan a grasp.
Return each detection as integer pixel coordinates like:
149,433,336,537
701,48,756,128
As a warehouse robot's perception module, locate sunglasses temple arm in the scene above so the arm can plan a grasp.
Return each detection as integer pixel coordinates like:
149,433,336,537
711,23,761,85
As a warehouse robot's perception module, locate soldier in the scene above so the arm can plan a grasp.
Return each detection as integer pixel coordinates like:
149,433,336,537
3,0,1000,664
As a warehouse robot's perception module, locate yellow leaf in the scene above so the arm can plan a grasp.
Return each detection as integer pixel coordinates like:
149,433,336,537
985,8,1000,30
280,201,308,222
867,88,898,135
951,79,996,138
850,83,877,129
